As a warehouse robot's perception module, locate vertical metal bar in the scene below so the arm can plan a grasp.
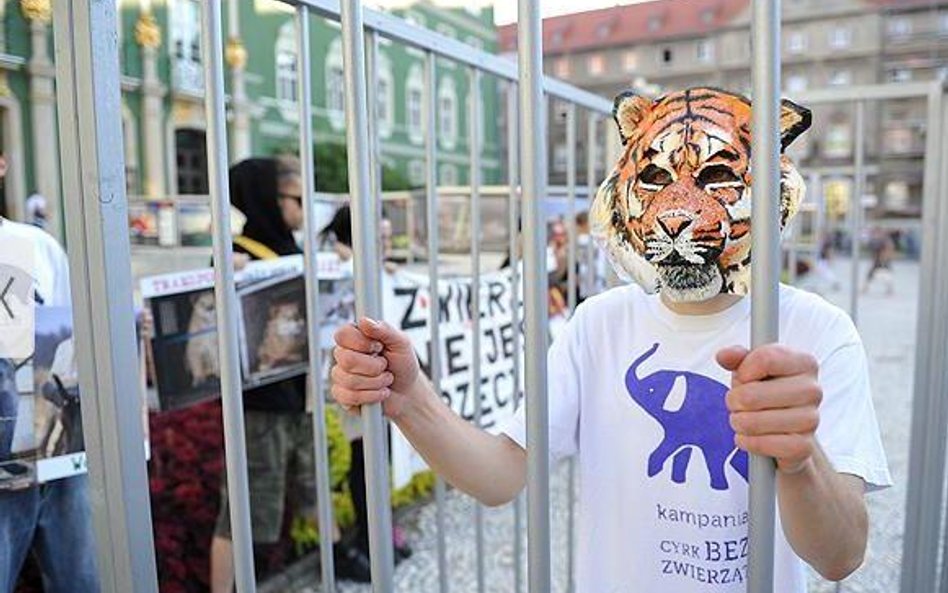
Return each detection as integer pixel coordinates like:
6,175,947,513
507,83,524,593
933,88,948,593
564,102,578,593
787,220,799,285
201,3,258,592
468,65,486,593
517,1,552,591
366,30,382,217
424,50,450,593
339,2,396,589
901,84,947,593
51,3,158,592
849,101,865,324
586,114,598,296
749,2,781,592
809,172,824,264
296,7,336,591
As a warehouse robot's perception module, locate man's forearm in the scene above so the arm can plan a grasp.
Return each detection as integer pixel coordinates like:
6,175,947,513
390,376,526,506
776,444,868,581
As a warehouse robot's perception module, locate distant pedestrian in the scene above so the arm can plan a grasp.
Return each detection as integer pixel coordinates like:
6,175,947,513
863,228,896,296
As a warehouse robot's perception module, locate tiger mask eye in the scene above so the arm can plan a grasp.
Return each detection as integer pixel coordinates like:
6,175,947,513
637,164,673,191
696,165,743,191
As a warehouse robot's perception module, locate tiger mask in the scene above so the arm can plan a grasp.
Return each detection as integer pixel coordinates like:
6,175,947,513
590,87,811,302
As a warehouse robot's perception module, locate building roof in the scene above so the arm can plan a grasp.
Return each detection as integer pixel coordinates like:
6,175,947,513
498,0,749,54
498,0,948,54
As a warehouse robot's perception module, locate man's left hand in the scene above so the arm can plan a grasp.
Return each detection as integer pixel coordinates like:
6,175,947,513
717,345,822,474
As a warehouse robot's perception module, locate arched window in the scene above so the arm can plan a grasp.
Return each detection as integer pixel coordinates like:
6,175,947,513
376,50,394,139
170,0,203,94
325,37,345,131
405,64,424,145
438,76,457,150
275,21,298,103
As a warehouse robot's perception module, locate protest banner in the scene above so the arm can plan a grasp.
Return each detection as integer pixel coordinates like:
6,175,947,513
385,269,525,488
142,253,348,410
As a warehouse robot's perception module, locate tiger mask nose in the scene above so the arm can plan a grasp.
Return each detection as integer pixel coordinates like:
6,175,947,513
657,211,695,239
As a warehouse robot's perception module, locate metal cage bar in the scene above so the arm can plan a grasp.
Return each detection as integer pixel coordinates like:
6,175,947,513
424,49,451,593
506,82,525,593
900,83,948,593
201,3,258,592
564,101,578,593
849,101,866,324
296,6,337,591
748,1,781,592
468,65,487,593
517,1,552,592
51,3,158,592
338,1,396,589
586,114,599,297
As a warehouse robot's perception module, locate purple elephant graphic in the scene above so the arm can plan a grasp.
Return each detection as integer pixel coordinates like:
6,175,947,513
624,343,748,490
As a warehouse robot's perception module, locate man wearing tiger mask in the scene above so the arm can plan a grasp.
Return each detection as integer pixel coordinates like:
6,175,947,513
331,87,890,592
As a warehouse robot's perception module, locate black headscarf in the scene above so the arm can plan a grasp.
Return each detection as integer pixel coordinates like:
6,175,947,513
229,158,300,256
319,205,353,248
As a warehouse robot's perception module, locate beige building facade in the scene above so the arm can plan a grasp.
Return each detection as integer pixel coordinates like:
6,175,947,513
501,0,948,220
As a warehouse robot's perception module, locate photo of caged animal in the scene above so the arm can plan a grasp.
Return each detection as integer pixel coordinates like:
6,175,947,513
256,301,306,371
185,291,220,387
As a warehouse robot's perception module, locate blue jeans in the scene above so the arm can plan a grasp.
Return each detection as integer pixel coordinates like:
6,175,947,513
0,474,101,593
0,359,17,461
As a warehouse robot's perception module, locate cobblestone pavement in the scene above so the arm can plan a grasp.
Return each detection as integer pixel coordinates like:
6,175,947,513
290,257,918,593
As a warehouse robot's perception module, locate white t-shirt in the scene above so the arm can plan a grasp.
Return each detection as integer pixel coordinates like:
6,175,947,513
500,283,891,593
0,218,71,307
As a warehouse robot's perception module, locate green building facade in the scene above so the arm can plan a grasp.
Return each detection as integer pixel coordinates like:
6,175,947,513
0,0,501,240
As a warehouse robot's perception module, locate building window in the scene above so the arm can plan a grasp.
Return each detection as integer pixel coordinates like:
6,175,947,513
941,13,948,35
889,68,912,83
275,22,298,103
829,69,851,87
787,31,807,54
325,38,345,130
554,57,570,78
661,47,673,64
829,25,852,49
588,54,604,75
623,51,638,72
700,8,715,24
697,40,714,63
786,74,807,93
551,30,565,47
888,17,912,38
596,22,611,39
438,77,458,149
884,181,910,210
409,161,426,186
466,36,484,51
440,164,458,185
375,52,394,138
648,15,662,32
824,122,852,158
406,64,424,144
170,0,203,94
885,127,915,154
175,129,208,194
553,144,568,173
938,66,948,82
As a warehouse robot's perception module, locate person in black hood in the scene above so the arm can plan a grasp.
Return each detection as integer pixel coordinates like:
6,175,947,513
210,158,371,591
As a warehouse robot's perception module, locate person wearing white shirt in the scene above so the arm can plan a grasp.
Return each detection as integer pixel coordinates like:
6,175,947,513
0,217,100,593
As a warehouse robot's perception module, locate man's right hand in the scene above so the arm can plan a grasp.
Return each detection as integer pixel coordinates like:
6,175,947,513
331,317,423,418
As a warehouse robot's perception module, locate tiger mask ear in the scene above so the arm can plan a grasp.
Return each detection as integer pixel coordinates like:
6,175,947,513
613,91,654,145
780,98,812,151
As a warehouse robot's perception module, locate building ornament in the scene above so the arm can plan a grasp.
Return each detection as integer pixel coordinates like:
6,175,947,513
19,0,51,23
225,37,248,70
135,11,162,49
